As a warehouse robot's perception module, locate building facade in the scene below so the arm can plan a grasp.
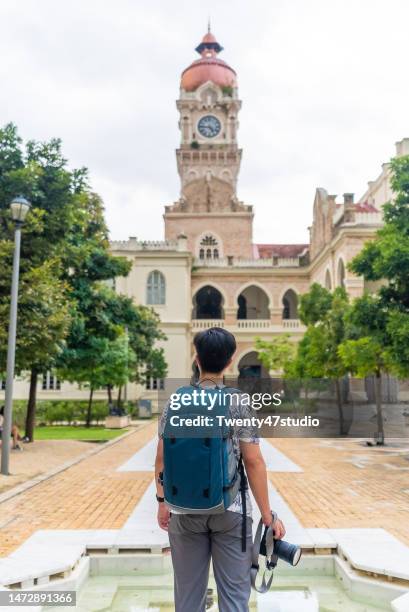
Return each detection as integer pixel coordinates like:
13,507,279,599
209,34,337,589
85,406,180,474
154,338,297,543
3,28,409,404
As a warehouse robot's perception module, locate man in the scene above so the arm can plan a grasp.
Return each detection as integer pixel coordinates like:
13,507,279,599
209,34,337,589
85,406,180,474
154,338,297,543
155,327,285,612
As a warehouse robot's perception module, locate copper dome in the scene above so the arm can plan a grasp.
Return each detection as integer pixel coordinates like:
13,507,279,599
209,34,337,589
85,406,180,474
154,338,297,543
180,30,237,92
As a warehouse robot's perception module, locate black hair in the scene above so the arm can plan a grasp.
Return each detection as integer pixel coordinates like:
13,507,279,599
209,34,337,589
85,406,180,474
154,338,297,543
0,406,4,416
193,327,236,374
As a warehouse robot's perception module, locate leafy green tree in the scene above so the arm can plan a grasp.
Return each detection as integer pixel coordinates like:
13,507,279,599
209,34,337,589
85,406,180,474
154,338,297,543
344,155,409,443
284,333,314,380
0,255,72,440
0,124,167,436
339,294,394,444
59,333,137,427
255,334,296,373
0,124,85,439
255,330,327,406
56,192,166,422
298,282,333,325
59,289,167,425
351,156,409,304
386,311,409,378
283,332,333,403
97,334,137,407
296,284,350,434
350,155,409,375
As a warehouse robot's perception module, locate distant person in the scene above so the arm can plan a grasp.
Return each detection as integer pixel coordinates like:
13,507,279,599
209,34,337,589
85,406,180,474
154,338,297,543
0,406,23,450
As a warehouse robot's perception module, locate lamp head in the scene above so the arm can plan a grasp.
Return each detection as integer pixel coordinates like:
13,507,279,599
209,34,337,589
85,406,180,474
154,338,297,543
10,196,31,224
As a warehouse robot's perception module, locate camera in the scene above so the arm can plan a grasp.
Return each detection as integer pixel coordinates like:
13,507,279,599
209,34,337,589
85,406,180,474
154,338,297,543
273,538,302,566
260,528,302,567
251,517,302,593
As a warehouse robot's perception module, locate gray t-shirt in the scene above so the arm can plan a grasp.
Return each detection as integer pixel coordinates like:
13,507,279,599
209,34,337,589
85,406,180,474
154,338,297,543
158,387,259,517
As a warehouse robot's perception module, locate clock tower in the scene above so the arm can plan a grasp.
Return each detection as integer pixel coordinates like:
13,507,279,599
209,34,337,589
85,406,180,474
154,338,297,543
164,27,254,259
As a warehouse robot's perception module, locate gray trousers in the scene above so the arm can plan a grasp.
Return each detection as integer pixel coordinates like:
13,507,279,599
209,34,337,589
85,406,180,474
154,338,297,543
168,511,253,612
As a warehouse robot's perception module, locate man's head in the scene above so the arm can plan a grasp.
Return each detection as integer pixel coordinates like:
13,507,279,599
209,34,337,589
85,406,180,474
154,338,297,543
193,327,236,374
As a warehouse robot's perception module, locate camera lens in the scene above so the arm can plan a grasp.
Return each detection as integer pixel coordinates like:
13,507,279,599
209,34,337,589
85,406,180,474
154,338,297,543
292,547,302,566
274,539,302,566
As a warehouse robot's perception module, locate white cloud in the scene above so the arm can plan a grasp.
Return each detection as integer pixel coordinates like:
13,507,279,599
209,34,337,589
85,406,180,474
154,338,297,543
1,0,408,243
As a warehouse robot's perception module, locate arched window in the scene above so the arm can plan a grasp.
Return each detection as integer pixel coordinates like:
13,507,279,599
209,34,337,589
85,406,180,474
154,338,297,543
192,286,224,319
146,270,166,305
201,235,218,246
282,289,298,320
198,234,221,260
237,285,270,320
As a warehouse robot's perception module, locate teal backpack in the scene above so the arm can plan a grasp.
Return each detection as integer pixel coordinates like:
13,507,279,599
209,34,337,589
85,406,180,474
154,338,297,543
162,384,248,548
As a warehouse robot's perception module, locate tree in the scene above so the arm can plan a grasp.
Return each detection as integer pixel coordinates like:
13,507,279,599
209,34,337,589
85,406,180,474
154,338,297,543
58,333,137,427
0,124,167,436
56,192,167,423
339,294,394,444
58,298,167,424
298,282,333,325
256,333,317,404
97,334,137,406
0,255,72,440
344,155,409,443
350,155,409,374
296,284,351,434
351,156,409,301
255,334,296,373
0,124,83,439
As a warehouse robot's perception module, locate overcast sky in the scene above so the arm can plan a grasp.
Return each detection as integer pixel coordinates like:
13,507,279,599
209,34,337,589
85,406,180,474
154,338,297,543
1,0,408,244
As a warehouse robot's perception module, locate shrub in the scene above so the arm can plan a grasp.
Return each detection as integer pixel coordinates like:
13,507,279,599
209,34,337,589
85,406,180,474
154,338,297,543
46,403,68,425
9,400,111,427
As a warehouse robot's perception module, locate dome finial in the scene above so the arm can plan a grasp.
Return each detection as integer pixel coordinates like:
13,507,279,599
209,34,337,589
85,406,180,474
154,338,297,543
195,26,224,55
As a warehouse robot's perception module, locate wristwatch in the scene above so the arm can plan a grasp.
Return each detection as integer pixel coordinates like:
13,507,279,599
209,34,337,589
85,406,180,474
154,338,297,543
156,494,165,503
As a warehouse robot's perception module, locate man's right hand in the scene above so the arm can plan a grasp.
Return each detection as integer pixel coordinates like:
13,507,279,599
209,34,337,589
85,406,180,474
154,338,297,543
157,504,170,531
262,512,286,540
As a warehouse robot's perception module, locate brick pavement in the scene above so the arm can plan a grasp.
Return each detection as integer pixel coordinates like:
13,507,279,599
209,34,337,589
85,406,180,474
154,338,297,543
0,422,157,556
1,423,408,557
269,438,409,546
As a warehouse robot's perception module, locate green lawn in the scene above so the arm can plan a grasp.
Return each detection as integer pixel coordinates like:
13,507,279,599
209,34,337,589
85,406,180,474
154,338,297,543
34,426,128,441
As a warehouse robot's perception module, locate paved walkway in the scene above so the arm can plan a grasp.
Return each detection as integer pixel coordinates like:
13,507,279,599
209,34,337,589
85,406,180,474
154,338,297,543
0,422,156,556
0,422,408,557
0,439,97,495
270,438,409,546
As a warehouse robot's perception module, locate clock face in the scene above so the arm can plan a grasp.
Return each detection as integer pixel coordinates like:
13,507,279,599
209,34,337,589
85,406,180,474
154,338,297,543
198,115,221,138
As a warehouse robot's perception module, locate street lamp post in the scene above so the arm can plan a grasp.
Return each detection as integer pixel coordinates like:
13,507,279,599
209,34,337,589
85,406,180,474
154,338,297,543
1,196,31,476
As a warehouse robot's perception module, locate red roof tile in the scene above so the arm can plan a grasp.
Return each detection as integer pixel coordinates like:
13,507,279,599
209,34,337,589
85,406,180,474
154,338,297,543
255,244,309,259
354,201,379,213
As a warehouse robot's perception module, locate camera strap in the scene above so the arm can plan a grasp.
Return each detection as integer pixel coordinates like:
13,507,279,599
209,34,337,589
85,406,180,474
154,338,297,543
250,512,278,593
